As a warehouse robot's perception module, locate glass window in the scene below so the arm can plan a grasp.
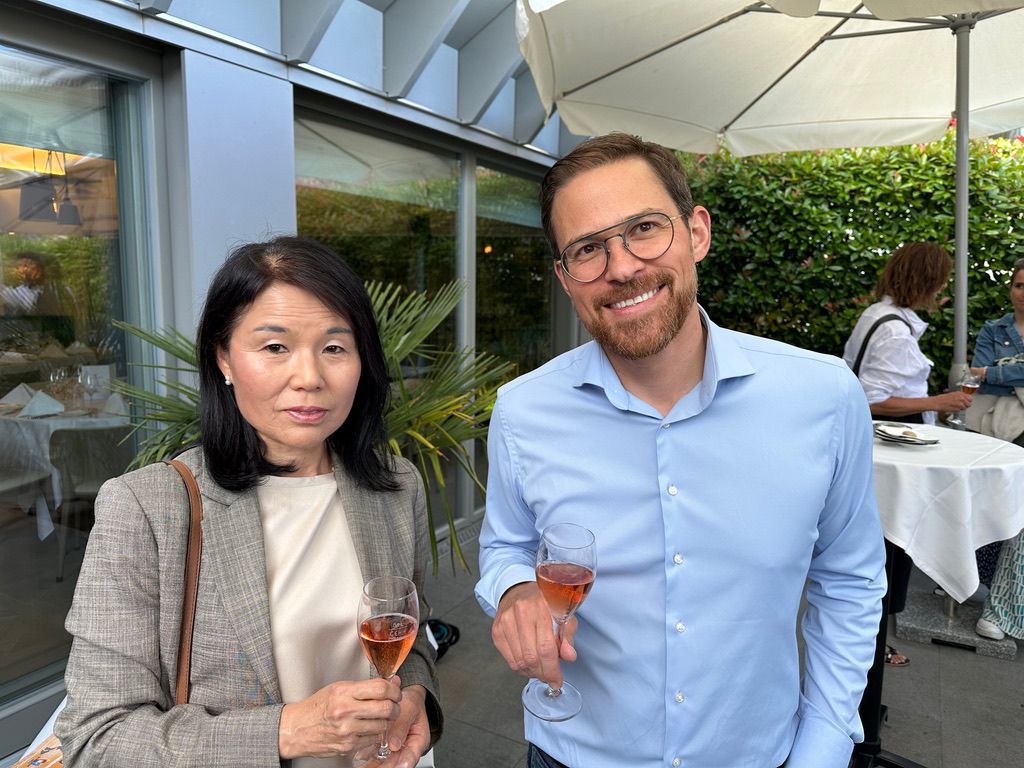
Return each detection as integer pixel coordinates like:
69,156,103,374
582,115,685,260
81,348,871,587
295,114,459,347
0,44,142,712
476,165,551,376
295,114,460,521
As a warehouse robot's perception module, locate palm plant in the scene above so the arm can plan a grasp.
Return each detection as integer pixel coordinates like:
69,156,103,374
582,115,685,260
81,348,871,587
111,280,514,571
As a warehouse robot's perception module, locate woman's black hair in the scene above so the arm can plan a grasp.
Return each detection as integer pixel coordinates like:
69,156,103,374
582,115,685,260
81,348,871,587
196,236,397,492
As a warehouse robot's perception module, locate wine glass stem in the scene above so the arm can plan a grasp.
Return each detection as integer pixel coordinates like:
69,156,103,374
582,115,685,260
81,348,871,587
376,674,393,759
545,619,567,698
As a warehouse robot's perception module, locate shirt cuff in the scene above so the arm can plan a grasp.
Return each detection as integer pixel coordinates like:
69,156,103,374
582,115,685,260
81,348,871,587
476,563,536,616
786,699,855,768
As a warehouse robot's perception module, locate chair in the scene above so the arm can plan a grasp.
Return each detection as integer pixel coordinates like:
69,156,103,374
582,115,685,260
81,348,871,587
50,424,134,581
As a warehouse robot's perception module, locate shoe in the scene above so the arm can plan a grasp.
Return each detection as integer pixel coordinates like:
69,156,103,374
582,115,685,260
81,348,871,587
885,644,910,666
975,617,1005,641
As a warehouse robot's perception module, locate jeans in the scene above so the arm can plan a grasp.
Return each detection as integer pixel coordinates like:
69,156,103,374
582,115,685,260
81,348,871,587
527,744,569,768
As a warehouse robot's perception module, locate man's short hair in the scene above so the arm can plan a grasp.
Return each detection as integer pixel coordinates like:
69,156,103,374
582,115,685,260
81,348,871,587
539,132,696,257
876,242,952,310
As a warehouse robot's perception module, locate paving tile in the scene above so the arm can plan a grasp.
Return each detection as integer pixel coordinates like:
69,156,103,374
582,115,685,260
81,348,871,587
433,597,527,743
432,718,525,768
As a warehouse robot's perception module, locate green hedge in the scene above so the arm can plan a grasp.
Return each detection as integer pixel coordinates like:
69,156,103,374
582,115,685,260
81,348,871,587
684,131,1024,386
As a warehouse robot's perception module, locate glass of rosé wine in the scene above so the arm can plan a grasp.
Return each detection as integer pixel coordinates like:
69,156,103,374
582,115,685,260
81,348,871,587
947,372,981,428
523,523,596,722
357,575,419,760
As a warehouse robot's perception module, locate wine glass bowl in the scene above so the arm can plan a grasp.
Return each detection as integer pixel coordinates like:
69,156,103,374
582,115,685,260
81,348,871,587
523,523,596,722
947,372,982,428
960,373,981,395
357,575,419,760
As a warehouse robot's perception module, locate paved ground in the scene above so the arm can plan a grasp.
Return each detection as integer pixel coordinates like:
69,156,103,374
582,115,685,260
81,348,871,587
425,533,1024,768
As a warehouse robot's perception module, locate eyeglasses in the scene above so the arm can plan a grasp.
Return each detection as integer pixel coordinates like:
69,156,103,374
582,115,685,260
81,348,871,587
558,211,686,283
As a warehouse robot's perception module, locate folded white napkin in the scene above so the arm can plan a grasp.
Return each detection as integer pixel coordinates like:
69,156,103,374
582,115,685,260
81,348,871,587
65,341,91,354
18,390,65,418
1,382,36,405
0,351,30,362
38,343,66,359
101,392,128,415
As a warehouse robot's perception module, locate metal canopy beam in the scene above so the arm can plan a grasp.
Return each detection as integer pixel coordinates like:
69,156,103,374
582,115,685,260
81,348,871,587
457,2,520,123
384,0,469,97
138,0,173,14
513,69,545,144
280,0,344,63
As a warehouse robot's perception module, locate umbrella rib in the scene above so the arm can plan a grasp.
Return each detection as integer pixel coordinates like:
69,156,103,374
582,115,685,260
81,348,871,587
562,2,765,99
723,4,861,135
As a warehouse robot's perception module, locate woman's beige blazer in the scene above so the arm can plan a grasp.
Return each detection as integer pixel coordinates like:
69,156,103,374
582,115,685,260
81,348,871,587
56,447,441,766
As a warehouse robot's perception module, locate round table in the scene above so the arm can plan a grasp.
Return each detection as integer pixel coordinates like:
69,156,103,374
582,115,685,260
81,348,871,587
871,422,1024,603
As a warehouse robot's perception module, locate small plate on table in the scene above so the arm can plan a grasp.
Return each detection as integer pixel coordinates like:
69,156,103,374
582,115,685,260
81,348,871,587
873,423,940,446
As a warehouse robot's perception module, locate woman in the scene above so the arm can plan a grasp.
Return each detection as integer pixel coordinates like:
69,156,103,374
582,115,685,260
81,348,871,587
968,257,1024,641
842,242,972,666
967,256,1024,445
56,237,441,767
843,242,972,425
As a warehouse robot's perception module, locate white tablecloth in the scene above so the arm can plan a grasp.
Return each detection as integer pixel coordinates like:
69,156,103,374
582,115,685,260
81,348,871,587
0,411,129,539
872,423,1024,603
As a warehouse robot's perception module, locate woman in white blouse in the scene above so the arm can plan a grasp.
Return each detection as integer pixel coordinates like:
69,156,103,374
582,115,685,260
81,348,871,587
842,242,973,667
843,242,972,424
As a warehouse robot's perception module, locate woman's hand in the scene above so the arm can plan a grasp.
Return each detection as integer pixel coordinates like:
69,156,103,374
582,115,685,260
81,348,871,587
356,684,431,768
278,676,402,760
932,390,973,414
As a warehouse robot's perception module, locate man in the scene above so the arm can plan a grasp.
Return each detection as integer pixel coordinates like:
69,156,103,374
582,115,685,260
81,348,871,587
475,133,886,768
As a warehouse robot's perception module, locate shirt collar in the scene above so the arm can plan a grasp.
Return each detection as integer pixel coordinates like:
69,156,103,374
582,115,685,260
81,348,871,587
572,305,756,412
880,295,928,338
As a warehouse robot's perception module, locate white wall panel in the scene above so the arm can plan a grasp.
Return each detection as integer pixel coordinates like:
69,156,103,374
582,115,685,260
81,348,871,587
167,50,296,331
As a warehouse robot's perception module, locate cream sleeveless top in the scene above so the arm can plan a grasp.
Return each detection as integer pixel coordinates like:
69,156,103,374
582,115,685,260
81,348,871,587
258,473,369,768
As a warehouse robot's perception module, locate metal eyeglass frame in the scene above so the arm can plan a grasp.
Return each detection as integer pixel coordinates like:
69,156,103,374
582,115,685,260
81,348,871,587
557,211,687,283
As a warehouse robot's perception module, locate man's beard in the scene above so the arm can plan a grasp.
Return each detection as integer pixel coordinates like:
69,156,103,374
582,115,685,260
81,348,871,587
582,265,698,361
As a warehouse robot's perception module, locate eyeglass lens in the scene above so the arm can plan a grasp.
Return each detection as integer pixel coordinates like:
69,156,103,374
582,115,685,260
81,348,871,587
561,212,676,282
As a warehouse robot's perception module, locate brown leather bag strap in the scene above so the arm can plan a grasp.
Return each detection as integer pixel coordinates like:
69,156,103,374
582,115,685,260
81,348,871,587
166,459,203,706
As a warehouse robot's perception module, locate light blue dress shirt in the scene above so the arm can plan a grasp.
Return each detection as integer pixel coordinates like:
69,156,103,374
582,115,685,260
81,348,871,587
476,309,886,768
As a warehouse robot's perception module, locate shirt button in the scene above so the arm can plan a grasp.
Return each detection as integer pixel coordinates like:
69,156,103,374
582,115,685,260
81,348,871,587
667,484,678,496
672,759,682,767
675,691,685,703
676,621,686,633
673,553,683,564
662,423,670,429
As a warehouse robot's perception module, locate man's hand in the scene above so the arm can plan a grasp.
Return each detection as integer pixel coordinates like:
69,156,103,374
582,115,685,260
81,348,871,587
491,582,578,689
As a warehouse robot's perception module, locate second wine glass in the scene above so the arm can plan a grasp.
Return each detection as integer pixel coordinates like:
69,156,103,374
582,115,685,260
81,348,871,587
357,575,419,760
522,522,596,722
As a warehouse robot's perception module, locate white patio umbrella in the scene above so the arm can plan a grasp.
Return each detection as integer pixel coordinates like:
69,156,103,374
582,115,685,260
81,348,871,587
517,0,1024,372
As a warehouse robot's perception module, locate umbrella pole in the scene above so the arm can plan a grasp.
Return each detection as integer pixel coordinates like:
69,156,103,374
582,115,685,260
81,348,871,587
950,18,973,385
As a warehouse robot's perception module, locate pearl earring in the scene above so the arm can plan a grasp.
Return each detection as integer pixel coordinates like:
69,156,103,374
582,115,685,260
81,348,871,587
224,376,232,386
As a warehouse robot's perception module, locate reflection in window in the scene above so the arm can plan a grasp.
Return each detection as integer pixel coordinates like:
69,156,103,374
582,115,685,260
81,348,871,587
295,115,460,520
0,45,136,709
476,166,551,376
295,114,458,347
